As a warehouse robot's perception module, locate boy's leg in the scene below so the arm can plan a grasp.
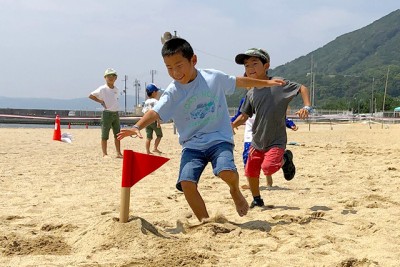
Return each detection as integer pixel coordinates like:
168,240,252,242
209,142,249,216
247,175,260,198
145,139,152,154
153,127,163,153
180,181,209,221
146,125,157,154
266,175,273,187
153,137,162,153
111,113,123,157
101,111,112,157
245,146,264,207
114,138,123,158
145,126,153,154
261,147,285,177
241,142,251,190
101,140,108,157
219,170,249,217
176,148,208,221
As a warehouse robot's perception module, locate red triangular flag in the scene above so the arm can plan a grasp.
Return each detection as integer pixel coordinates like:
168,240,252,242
121,150,170,188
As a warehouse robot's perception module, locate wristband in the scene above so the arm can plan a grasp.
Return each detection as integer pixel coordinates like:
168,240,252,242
302,106,314,113
132,125,140,130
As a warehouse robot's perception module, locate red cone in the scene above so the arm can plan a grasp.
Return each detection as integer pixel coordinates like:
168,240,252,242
53,115,61,141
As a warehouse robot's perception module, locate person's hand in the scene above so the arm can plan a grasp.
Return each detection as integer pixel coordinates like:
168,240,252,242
101,101,106,108
231,123,238,135
295,108,309,119
268,79,286,86
291,125,299,131
117,128,143,140
253,79,286,89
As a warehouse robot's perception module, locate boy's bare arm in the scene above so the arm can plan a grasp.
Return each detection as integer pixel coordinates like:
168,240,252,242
236,77,285,89
117,110,160,140
295,85,312,119
89,94,106,108
89,94,100,102
232,113,249,129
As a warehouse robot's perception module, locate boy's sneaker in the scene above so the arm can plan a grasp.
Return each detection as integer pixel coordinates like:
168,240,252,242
282,150,296,181
250,198,264,208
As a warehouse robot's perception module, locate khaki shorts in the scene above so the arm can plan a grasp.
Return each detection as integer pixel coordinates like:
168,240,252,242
101,111,120,140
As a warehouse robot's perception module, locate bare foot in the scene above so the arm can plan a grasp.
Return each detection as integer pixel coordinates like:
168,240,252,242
241,184,250,190
153,149,163,154
116,154,123,159
230,189,249,217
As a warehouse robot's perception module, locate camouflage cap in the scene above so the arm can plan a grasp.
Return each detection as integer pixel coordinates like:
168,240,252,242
235,48,270,64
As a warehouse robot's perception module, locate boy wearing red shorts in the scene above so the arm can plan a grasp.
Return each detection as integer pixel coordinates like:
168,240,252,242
233,48,312,208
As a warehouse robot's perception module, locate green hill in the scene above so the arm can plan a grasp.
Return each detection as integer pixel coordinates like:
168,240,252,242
228,9,400,113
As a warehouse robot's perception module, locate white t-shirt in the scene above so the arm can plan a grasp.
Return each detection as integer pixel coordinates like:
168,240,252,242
142,98,158,114
244,116,255,143
90,84,119,112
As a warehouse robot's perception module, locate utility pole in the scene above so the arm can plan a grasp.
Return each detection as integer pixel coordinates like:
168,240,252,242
371,77,375,115
150,70,157,83
382,66,390,114
122,75,128,113
312,72,316,107
134,79,141,107
310,54,313,107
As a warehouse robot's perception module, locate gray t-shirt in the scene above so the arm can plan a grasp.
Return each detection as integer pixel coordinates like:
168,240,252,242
240,77,301,151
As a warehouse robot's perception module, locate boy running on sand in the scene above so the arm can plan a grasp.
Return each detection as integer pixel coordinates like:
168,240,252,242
232,48,311,208
117,38,285,221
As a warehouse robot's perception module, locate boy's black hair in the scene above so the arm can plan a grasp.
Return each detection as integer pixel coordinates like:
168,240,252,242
146,91,153,97
259,57,268,65
161,37,194,61
243,55,268,65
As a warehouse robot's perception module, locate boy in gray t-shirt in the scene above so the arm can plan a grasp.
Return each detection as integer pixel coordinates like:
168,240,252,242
232,48,312,208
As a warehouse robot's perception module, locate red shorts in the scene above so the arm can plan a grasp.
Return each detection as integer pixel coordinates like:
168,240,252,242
245,146,285,178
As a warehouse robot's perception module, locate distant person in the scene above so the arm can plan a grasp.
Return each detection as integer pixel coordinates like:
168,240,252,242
117,37,286,221
89,68,123,158
232,48,311,208
231,97,298,189
142,83,163,154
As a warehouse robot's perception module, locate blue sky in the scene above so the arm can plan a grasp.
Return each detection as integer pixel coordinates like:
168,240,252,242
0,0,398,101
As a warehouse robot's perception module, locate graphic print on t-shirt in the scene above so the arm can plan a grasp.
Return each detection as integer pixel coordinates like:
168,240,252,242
183,90,220,131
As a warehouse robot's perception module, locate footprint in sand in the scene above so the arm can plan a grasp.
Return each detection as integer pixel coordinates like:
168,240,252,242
341,209,357,215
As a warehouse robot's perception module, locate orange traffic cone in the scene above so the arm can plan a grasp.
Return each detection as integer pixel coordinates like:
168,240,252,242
53,115,61,141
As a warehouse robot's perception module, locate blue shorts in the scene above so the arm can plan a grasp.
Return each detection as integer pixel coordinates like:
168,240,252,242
176,142,237,191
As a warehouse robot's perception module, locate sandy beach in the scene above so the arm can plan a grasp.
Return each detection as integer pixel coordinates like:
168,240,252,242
1,122,399,267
